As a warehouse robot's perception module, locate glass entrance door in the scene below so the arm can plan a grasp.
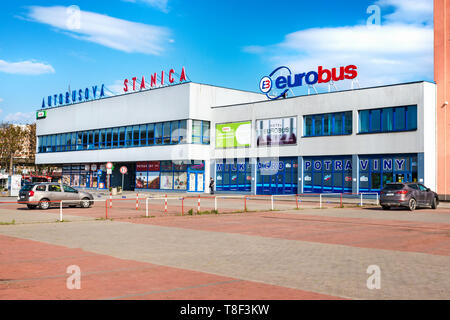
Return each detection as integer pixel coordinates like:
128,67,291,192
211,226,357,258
189,173,196,192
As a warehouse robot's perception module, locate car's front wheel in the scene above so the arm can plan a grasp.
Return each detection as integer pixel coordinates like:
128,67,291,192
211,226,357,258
431,197,438,209
80,198,92,208
408,198,417,211
382,205,390,210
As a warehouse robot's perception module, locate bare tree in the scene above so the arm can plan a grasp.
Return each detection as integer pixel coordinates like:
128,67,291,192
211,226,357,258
0,122,26,175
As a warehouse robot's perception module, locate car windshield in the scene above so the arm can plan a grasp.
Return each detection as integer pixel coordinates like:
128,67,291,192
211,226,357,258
20,184,36,192
383,184,405,190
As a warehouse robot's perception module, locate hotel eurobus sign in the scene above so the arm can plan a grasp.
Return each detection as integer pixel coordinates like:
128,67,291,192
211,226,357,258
259,64,358,100
40,66,188,109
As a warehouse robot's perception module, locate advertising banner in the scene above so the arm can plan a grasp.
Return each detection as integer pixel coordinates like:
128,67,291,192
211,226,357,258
136,172,148,189
147,172,160,189
174,172,187,190
256,117,297,146
136,162,148,172
216,121,251,148
160,172,173,190
148,161,160,171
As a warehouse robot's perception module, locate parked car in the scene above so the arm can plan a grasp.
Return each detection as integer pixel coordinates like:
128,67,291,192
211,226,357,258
380,182,439,211
17,183,94,210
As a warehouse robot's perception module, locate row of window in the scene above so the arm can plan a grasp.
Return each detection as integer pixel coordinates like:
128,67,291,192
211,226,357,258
359,106,417,133
38,120,210,153
304,111,352,137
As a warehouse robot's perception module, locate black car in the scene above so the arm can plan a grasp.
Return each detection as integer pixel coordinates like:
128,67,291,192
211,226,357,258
380,182,439,211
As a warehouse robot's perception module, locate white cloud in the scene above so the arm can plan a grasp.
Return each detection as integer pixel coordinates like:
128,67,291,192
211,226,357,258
122,0,169,13
0,98,3,103
24,6,171,55
375,0,433,25
106,80,126,96
245,0,433,90
0,59,55,75
3,112,35,124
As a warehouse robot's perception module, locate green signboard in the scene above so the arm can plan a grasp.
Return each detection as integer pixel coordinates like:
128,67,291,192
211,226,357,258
215,121,252,148
36,110,47,120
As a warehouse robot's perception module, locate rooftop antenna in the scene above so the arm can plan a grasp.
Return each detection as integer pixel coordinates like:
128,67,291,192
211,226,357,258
351,79,360,90
328,81,338,92
307,85,318,95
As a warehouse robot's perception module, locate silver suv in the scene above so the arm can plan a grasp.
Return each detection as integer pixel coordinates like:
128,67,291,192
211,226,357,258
17,183,94,210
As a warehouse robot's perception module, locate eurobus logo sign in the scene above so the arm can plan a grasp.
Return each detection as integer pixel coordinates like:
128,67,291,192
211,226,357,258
259,65,358,100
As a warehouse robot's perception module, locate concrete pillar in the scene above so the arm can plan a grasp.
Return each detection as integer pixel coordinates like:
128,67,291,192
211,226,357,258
298,156,304,194
417,153,425,184
251,158,257,195
352,154,359,194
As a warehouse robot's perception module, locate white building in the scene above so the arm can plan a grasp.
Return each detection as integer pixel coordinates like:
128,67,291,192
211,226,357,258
36,80,436,195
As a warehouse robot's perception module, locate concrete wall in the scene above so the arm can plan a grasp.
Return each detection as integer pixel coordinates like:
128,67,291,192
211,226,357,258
434,0,450,199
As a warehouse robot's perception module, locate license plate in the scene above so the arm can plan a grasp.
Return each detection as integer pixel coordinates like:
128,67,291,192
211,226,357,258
387,193,394,196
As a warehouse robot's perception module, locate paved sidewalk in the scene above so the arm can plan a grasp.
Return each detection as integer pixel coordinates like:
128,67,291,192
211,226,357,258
1,215,449,299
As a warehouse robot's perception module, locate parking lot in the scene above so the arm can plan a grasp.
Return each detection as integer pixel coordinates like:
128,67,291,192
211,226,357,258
0,195,449,300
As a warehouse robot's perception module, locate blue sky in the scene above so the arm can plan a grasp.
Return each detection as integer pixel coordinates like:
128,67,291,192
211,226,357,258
0,0,433,123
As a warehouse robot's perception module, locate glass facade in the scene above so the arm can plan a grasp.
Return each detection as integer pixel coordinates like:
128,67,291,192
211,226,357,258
192,120,210,144
62,164,107,189
358,154,418,192
135,160,204,192
359,105,417,133
303,157,353,193
216,159,252,192
38,119,210,153
256,157,298,194
304,111,352,137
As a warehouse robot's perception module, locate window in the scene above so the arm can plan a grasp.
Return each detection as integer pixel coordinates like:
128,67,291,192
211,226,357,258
360,106,417,134
118,127,125,147
88,131,95,149
126,126,133,147
36,185,46,192
192,120,202,144
305,116,313,136
171,121,179,144
48,184,62,192
314,117,322,136
163,122,171,144
371,109,381,132
394,107,405,131
112,128,119,147
359,110,370,133
133,125,140,146
382,108,393,131
304,112,352,137
406,106,417,130
179,121,187,144
140,124,147,146
202,121,210,144
323,114,331,136
63,185,77,193
38,119,192,153
155,123,163,145
147,124,155,145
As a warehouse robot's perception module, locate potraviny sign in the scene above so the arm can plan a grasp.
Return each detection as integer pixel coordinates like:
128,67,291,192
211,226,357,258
259,65,358,100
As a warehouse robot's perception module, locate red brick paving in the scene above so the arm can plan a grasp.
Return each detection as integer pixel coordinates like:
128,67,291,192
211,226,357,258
127,212,450,256
0,235,342,300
